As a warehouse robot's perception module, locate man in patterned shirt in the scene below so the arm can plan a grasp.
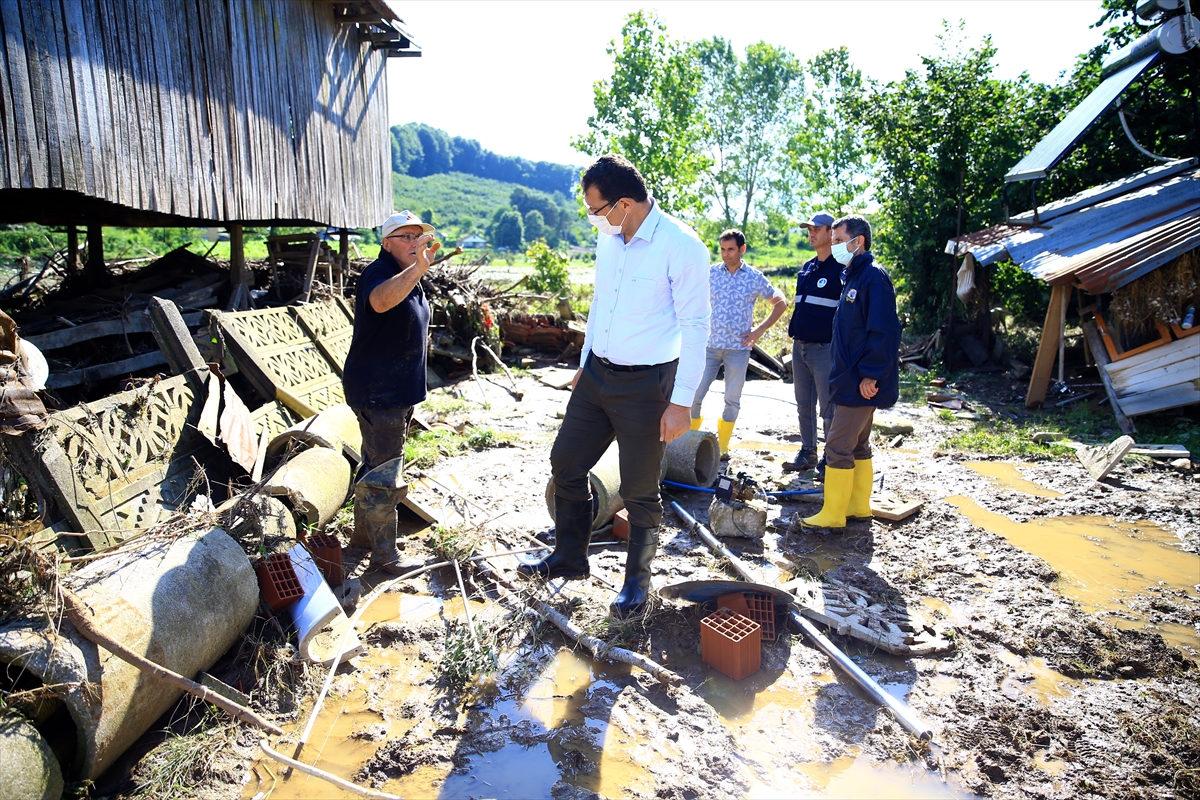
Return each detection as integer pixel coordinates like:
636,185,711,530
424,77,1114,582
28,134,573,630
690,229,787,458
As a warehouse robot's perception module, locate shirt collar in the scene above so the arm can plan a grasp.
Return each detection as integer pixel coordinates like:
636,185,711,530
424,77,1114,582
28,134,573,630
628,199,663,243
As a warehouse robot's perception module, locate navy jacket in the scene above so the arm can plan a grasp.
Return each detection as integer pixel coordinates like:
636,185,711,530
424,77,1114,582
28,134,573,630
829,252,901,408
343,249,430,409
787,254,843,343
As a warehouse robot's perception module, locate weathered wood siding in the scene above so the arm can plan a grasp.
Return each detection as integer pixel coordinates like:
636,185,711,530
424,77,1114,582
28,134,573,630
0,0,391,227
1105,333,1200,416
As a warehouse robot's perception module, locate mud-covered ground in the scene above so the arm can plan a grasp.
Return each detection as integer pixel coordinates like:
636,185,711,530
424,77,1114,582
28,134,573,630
220,367,1200,800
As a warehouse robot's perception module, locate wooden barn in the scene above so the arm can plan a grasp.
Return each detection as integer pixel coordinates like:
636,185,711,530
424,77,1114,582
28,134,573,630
0,0,418,295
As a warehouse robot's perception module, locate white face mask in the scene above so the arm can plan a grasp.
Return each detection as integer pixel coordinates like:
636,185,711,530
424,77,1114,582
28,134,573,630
587,201,625,236
831,238,859,266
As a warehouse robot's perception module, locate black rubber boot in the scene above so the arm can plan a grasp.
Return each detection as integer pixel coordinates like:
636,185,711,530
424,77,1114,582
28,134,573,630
814,454,827,481
610,526,658,618
782,449,817,473
517,496,593,580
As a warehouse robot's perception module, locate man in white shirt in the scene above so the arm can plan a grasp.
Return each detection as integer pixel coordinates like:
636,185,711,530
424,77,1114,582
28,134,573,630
517,154,711,618
689,229,787,459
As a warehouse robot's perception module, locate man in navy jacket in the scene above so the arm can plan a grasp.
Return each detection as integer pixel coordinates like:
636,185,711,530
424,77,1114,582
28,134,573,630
803,214,901,530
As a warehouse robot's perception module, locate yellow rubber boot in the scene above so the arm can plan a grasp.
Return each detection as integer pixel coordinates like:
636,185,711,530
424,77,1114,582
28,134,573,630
802,466,854,529
717,418,735,458
846,458,874,519
690,416,704,431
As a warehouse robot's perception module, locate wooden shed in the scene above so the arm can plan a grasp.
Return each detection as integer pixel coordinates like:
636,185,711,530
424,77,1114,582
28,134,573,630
0,0,417,231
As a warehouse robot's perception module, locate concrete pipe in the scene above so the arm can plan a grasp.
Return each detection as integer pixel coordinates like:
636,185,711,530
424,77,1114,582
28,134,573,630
0,528,257,780
264,403,361,467
0,715,63,800
544,442,624,529
660,430,721,487
263,446,351,528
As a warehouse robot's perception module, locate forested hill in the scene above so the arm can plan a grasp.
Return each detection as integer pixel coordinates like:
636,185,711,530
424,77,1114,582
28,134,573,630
390,123,579,196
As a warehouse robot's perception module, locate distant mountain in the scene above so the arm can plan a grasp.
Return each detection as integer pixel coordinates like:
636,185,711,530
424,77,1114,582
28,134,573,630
390,123,579,196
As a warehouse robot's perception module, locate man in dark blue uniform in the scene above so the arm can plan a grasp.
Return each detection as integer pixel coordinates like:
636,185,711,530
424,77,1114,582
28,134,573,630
782,212,843,473
803,214,901,530
343,210,440,572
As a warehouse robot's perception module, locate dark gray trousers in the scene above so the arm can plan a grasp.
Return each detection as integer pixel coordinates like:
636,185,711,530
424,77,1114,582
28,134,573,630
352,406,413,481
550,355,676,529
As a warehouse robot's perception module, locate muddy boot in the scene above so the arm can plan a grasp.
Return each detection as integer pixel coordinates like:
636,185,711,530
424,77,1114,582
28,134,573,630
610,526,658,618
782,449,816,473
353,466,424,575
813,454,827,481
517,496,593,580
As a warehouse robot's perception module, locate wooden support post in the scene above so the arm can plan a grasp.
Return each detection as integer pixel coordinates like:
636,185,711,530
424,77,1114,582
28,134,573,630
66,225,79,272
227,225,247,310
85,224,104,279
1081,320,1134,435
339,228,349,295
301,238,320,303
147,297,210,391
1026,283,1068,408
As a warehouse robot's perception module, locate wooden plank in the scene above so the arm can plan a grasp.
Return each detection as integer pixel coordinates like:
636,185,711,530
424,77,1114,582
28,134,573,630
1076,435,1135,481
1129,443,1191,459
1025,284,1067,408
1106,334,1200,382
45,350,168,390
60,0,99,195
1118,383,1200,417
1082,320,1134,435
746,359,780,380
300,238,321,302
2,0,40,187
0,2,18,187
25,311,202,351
870,494,923,522
37,0,77,189
751,343,784,373
1111,358,1200,397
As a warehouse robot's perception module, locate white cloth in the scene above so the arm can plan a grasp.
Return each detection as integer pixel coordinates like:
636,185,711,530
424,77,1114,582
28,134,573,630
581,200,711,406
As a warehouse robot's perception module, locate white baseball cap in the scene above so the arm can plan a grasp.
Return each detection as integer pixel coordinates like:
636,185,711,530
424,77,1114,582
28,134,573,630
382,210,435,238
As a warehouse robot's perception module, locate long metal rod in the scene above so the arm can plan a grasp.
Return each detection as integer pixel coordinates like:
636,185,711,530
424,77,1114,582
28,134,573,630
668,500,933,741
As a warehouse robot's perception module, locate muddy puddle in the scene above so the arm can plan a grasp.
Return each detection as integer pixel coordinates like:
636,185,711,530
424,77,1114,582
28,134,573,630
948,495,1200,652
249,636,978,800
963,461,1061,498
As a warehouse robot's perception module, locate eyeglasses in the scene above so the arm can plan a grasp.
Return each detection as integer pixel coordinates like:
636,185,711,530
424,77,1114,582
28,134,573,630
387,232,424,242
585,200,616,216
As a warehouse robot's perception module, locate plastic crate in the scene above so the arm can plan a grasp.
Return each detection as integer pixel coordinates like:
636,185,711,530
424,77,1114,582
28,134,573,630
255,553,304,612
701,607,761,680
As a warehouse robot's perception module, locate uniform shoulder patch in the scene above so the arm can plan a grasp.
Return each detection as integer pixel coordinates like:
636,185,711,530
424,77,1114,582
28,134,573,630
816,277,828,288
846,288,858,303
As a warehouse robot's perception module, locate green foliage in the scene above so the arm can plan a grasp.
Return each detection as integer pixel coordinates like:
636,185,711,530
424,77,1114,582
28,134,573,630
492,210,524,250
855,25,1053,332
940,418,1076,459
781,47,872,215
522,209,545,244
390,122,577,195
525,240,571,295
695,37,802,228
991,260,1050,323
573,10,711,216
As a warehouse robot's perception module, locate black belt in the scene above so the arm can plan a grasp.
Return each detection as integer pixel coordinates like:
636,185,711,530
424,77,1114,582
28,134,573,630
592,354,671,372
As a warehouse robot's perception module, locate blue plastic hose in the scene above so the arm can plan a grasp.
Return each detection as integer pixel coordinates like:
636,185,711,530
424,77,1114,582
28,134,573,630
661,479,821,497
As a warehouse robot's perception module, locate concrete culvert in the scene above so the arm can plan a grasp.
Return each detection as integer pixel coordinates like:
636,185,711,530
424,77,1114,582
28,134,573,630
544,442,624,529
0,715,63,800
661,430,721,487
264,403,362,467
263,446,351,528
0,528,257,780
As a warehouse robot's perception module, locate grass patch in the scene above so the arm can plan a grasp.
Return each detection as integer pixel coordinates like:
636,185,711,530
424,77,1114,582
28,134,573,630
941,419,1076,459
403,425,515,470
132,710,239,799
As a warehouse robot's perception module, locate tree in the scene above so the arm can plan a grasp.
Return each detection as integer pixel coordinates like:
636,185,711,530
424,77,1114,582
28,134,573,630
492,210,524,250
421,209,435,225
779,48,872,216
523,209,545,243
855,25,1050,330
696,38,802,228
573,11,710,216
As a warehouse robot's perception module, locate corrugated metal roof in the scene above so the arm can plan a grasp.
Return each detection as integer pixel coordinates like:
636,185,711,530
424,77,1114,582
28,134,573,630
1040,211,1200,293
947,165,1200,293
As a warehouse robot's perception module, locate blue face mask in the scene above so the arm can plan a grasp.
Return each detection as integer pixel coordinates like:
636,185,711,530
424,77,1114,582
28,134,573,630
831,238,859,266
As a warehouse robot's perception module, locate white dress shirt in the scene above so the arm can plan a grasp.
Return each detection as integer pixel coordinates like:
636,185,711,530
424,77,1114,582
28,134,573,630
581,200,711,406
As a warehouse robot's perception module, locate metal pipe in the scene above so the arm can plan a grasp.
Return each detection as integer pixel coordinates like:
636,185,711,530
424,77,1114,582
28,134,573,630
668,500,934,741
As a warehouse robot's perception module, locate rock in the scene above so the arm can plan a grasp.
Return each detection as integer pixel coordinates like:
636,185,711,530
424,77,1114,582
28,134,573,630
1170,458,1192,472
873,415,914,435
708,497,768,539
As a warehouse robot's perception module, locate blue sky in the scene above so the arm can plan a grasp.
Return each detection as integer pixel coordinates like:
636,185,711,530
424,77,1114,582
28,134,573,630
386,1,1109,167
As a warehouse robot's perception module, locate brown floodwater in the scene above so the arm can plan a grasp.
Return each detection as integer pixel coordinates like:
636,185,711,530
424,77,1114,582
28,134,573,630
247,641,977,799
963,461,1061,498
947,496,1199,652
